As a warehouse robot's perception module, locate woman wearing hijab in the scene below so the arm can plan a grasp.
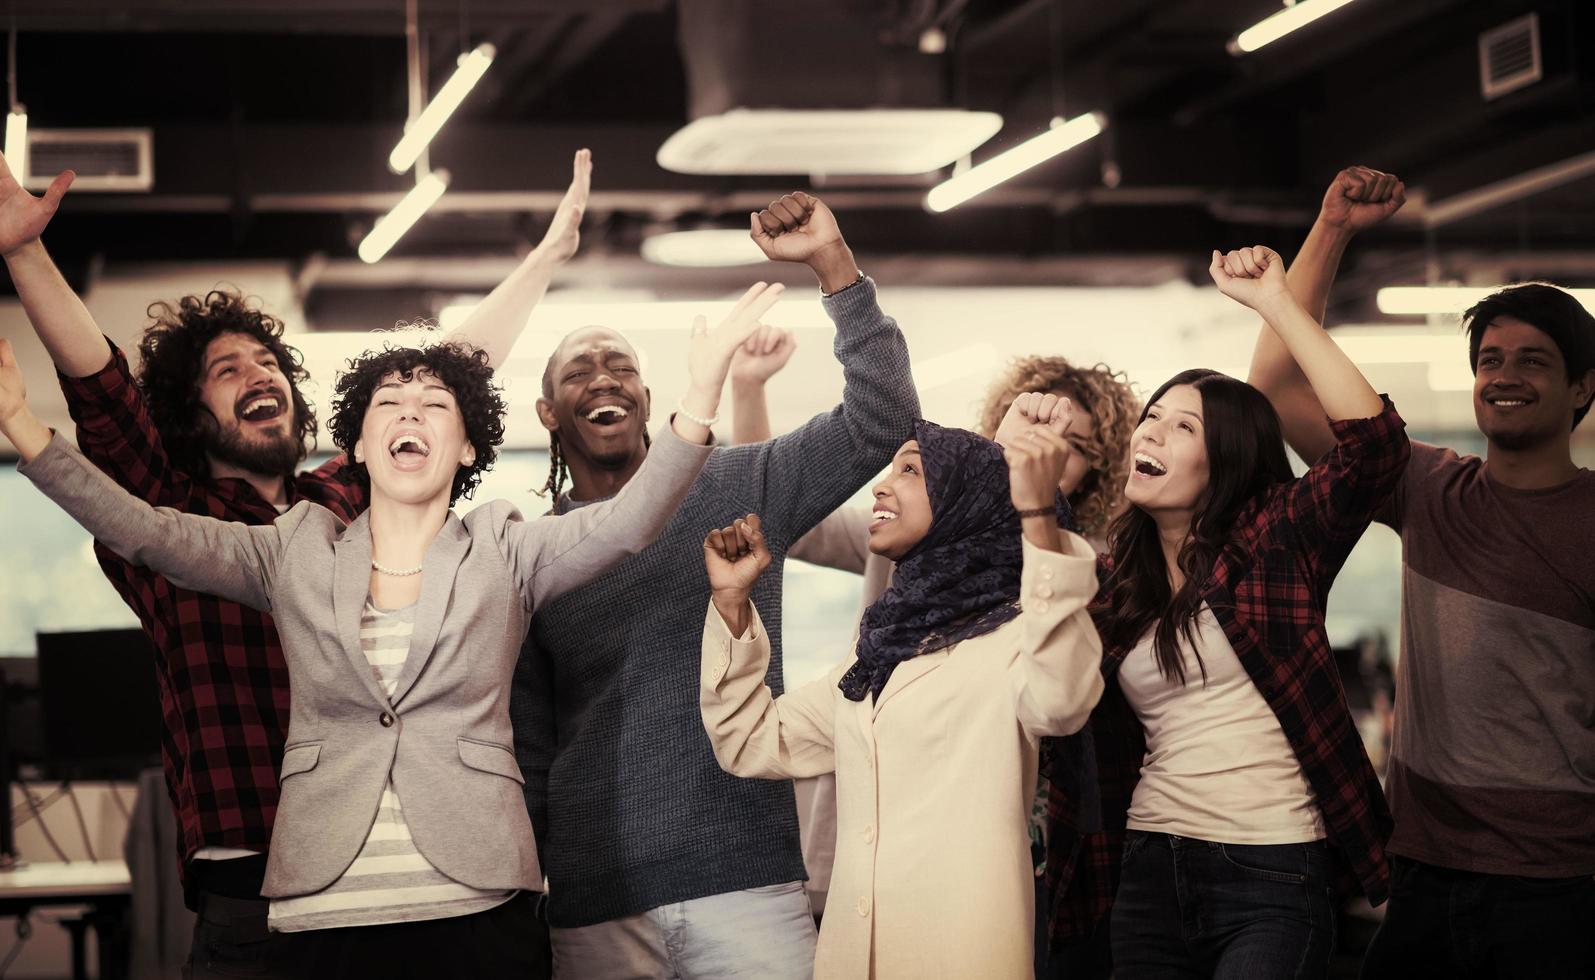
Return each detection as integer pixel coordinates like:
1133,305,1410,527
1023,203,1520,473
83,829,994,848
697,416,1105,979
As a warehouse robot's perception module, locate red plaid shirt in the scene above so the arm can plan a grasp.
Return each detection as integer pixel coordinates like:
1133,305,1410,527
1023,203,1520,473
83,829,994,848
58,341,365,878
1042,398,1409,948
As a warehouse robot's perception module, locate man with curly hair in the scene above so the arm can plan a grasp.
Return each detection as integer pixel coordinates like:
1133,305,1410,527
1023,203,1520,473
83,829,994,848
0,147,592,977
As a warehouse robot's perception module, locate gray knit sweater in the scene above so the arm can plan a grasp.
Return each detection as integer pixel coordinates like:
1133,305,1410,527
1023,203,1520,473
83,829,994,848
510,278,919,927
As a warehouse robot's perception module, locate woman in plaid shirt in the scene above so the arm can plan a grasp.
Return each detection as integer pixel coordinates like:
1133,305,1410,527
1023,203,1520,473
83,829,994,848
1044,245,1410,979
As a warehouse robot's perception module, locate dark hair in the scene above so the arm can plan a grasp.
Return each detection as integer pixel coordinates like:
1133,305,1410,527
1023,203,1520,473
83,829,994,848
1466,282,1595,429
1096,369,1294,684
328,339,505,505
136,289,315,478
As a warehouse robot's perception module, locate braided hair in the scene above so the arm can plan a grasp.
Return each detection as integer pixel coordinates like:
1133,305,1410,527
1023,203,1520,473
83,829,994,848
534,336,650,515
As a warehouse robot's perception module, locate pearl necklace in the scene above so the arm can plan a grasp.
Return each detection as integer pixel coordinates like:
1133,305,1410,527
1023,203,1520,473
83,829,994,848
371,559,424,576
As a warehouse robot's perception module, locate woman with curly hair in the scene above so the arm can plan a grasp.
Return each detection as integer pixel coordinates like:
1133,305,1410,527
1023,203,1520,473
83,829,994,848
1,280,782,978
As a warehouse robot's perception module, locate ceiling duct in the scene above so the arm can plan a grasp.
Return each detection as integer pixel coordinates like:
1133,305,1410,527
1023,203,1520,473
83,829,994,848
1478,12,1542,101
23,128,153,192
661,0,1000,177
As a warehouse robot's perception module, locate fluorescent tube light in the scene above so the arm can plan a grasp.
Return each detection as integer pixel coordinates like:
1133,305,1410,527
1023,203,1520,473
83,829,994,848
1229,0,1359,55
358,170,449,264
925,112,1105,213
641,229,767,268
1377,285,1595,316
387,43,495,174
5,110,27,184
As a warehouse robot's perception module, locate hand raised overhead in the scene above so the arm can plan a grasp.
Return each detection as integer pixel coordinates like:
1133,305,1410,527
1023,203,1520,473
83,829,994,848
1319,166,1405,234
729,324,798,386
1209,245,1291,311
535,148,592,264
748,192,846,264
0,150,73,258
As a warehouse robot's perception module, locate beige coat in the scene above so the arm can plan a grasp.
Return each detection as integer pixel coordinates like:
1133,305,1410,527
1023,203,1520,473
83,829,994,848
700,535,1103,979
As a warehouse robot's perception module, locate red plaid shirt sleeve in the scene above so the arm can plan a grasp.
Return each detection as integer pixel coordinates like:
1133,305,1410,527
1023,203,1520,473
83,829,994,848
1268,396,1410,592
56,339,190,506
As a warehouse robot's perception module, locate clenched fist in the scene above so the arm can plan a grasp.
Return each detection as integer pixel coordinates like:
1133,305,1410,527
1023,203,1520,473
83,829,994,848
1319,166,1405,234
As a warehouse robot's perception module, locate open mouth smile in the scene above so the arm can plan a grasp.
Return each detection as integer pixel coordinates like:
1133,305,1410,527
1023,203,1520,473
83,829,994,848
579,400,633,429
237,391,286,423
387,432,432,472
1132,450,1168,478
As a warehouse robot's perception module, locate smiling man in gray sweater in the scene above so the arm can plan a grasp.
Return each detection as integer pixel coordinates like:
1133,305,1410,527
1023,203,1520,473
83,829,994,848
511,192,918,976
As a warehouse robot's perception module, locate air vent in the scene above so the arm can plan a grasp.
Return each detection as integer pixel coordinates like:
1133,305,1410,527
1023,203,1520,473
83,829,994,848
22,129,153,192
1478,13,1541,101
657,109,1002,177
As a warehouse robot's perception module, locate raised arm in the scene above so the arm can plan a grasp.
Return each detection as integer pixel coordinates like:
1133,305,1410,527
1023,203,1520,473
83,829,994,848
1246,167,1405,461
0,154,112,377
698,515,839,778
710,194,919,545
4,342,284,607
729,324,797,445
1213,246,1383,422
443,149,591,368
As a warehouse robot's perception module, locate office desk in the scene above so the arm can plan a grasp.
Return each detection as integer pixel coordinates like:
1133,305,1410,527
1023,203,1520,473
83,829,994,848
0,859,131,980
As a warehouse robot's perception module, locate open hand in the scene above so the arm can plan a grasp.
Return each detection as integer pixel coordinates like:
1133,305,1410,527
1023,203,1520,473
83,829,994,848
1209,246,1290,311
535,148,592,264
729,325,797,386
749,192,846,266
684,282,786,406
1319,166,1405,233
994,392,1074,450
0,150,73,258
1006,427,1073,512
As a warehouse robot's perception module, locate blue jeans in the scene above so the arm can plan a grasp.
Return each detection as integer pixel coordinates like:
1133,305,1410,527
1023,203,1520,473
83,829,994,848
1361,856,1595,979
1110,830,1337,979
549,880,816,979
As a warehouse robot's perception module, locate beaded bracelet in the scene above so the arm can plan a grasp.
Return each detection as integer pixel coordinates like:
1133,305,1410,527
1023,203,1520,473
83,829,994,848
675,401,720,428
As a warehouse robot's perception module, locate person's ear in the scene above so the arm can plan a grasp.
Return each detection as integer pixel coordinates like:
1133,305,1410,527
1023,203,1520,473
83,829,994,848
535,397,559,433
353,438,364,464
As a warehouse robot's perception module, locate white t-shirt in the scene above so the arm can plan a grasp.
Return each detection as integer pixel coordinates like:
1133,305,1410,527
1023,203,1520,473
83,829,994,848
1119,605,1325,844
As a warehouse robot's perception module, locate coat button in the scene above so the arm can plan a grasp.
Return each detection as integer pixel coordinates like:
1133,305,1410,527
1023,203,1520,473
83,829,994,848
856,896,871,917
1041,567,1054,579
379,711,395,728
1035,601,1050,614
862,824,875,844
1036,584,1054,599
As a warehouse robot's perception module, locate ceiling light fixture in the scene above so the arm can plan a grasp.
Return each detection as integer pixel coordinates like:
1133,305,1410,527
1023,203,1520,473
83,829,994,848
925,112,1105,213
640,229,767,268
5,18,25,183
358,170,450,264
1376,285,1595,316
387,42,495,174
1229,0,1360,55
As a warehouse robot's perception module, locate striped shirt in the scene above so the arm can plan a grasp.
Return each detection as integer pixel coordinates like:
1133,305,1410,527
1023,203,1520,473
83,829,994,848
267,600,513,932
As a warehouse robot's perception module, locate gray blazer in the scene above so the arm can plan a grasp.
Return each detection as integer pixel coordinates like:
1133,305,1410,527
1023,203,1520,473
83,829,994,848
20,429,710,898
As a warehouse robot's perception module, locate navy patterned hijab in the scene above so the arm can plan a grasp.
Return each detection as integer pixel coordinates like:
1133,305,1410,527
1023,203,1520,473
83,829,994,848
839,420,1072,702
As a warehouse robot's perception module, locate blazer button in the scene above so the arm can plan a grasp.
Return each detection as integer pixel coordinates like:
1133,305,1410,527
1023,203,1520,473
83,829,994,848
379,711,395,728
1036,584,1054,599
856,896,871,917
862,823,875,844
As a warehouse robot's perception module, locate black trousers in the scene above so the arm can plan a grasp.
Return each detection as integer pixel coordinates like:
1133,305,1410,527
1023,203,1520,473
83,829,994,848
272,891,551,980
1361,857,1595,980
184,856,299,980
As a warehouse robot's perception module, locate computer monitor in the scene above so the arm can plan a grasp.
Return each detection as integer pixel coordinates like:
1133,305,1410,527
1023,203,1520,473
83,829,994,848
35,629,162,781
